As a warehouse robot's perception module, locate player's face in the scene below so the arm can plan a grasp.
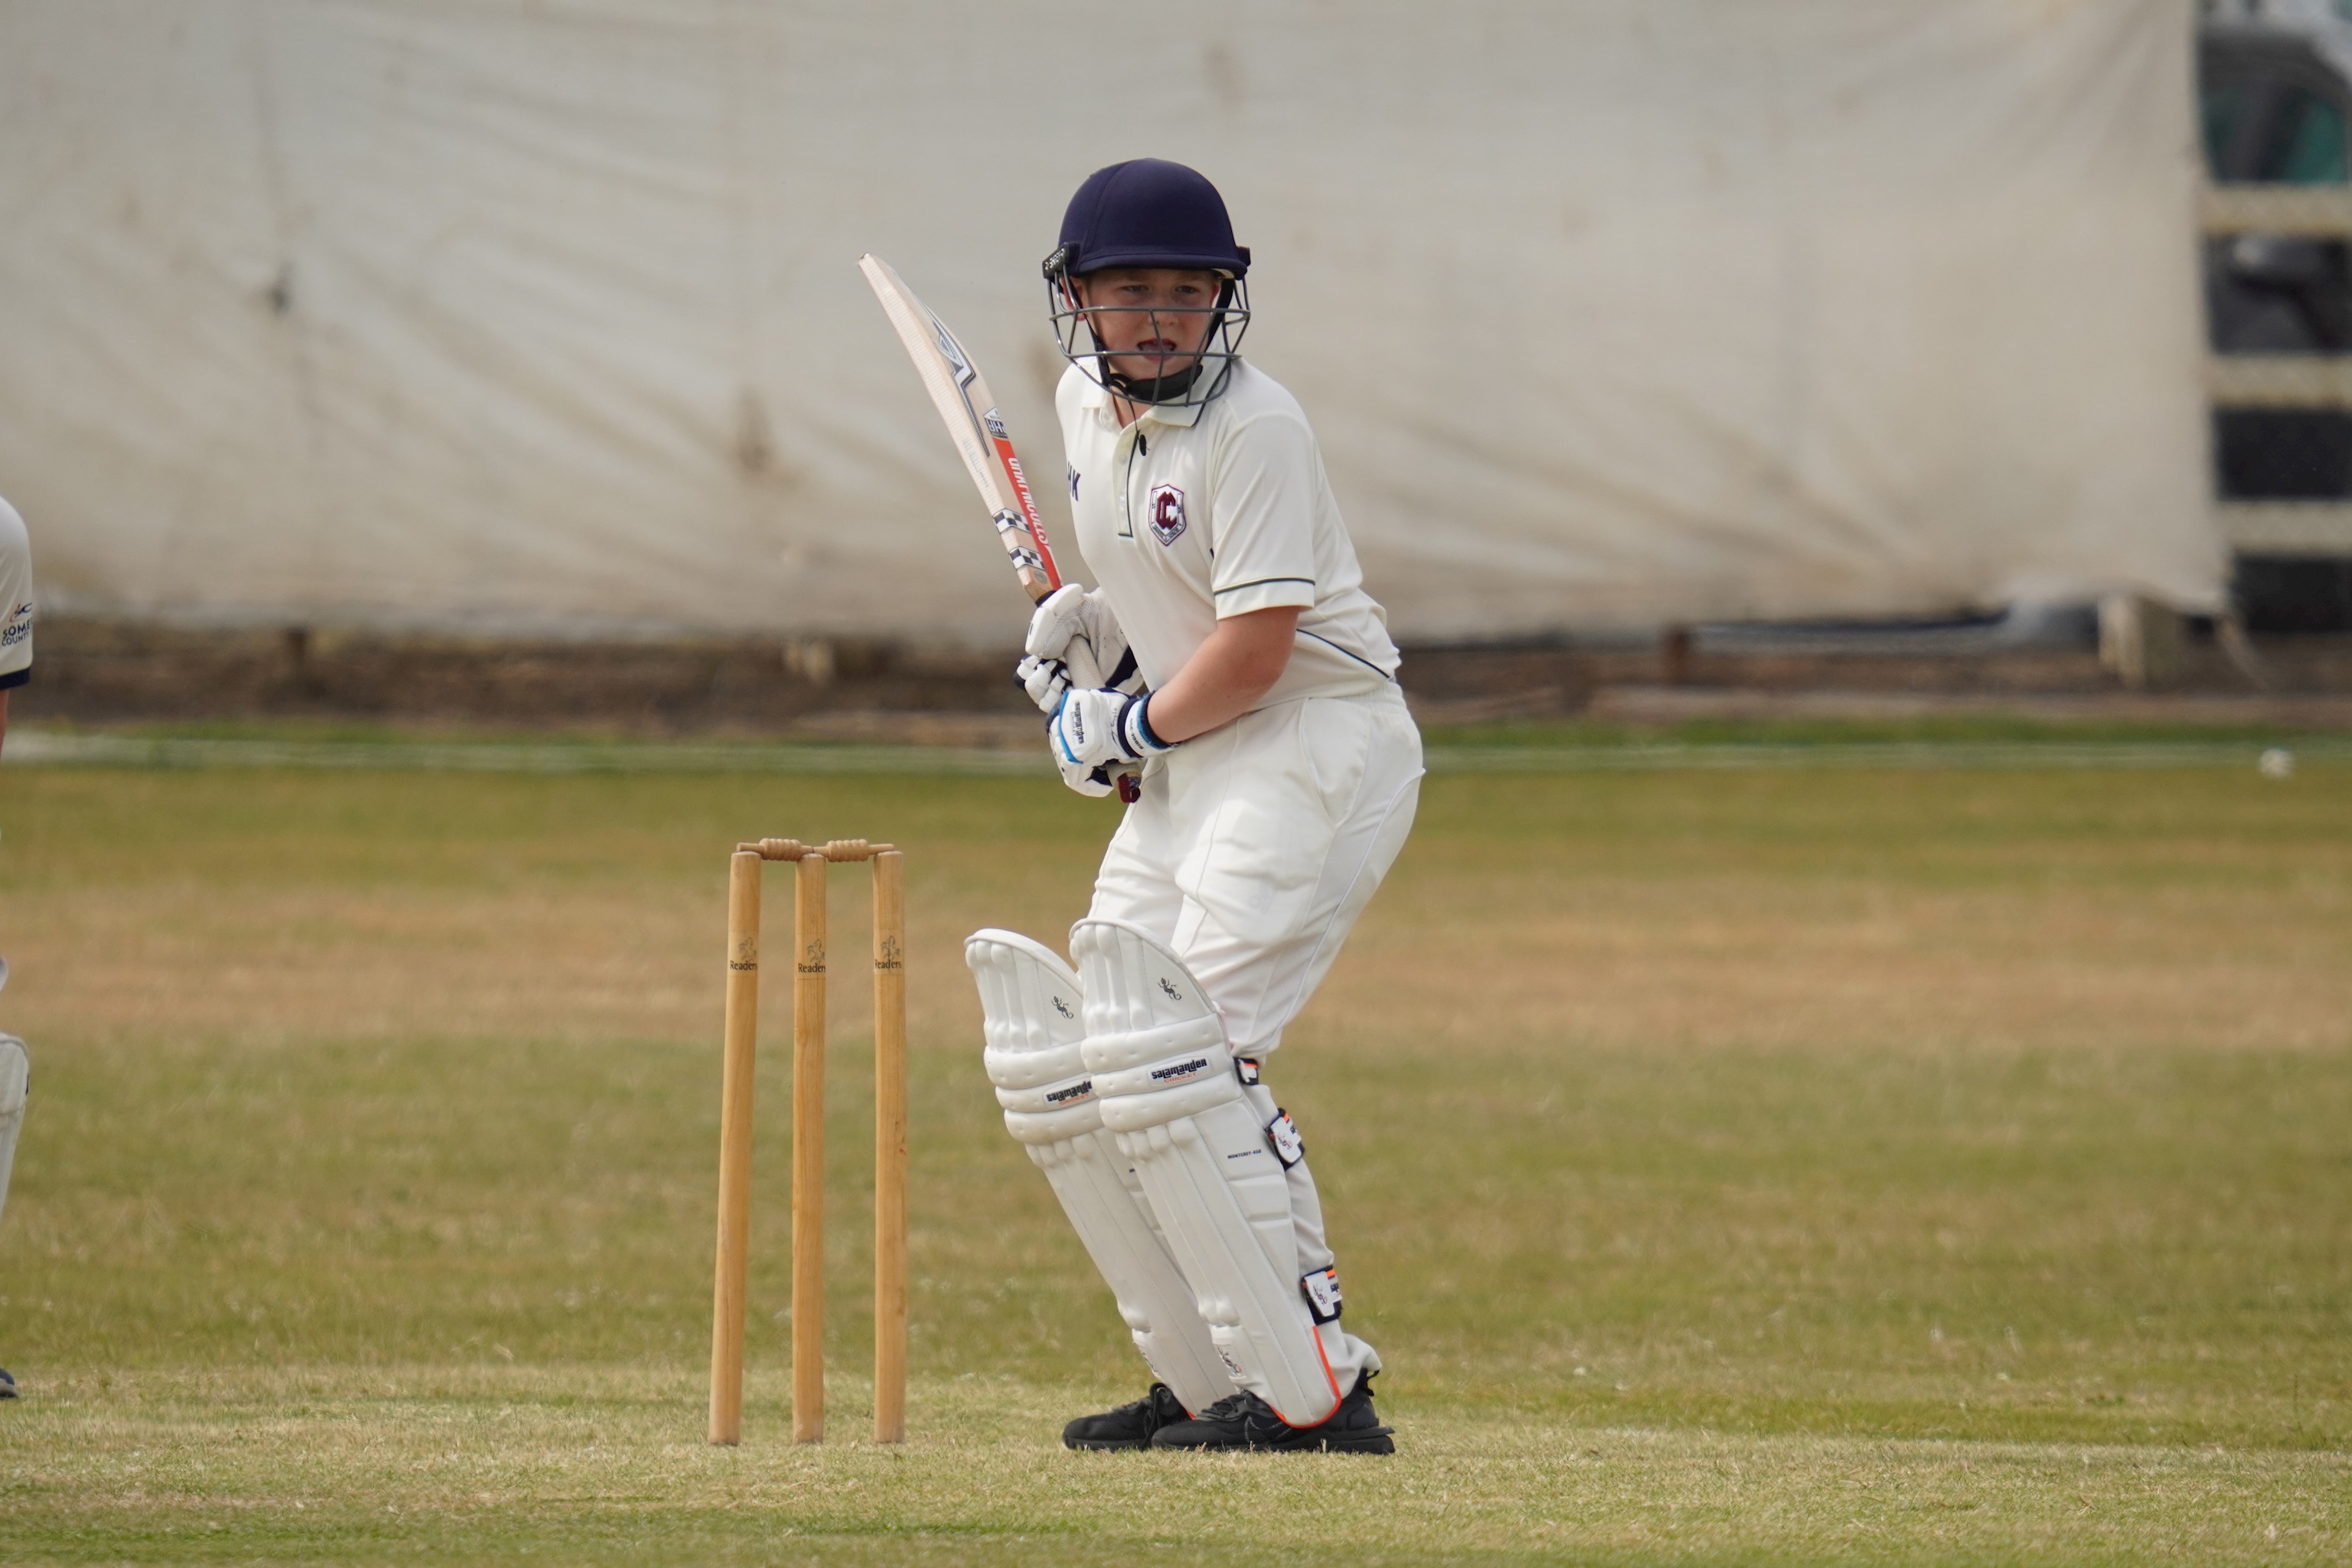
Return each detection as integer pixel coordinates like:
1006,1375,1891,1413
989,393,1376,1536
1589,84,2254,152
1073,269,1226,383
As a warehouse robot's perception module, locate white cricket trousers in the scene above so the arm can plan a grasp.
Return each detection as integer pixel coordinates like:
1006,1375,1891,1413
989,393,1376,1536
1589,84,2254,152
1089,685,1423,1057
1086,685,1423,1398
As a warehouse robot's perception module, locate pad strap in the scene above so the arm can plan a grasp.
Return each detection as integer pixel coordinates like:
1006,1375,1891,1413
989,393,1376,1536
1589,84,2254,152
1302,1267,1343,1325
1266,1109,1305,1169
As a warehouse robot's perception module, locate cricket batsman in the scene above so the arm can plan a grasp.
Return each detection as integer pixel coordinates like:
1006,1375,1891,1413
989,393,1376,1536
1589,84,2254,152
965,160,1419,1452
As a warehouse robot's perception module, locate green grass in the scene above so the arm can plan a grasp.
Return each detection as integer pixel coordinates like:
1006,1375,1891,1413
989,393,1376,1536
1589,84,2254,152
1,760,2347,1562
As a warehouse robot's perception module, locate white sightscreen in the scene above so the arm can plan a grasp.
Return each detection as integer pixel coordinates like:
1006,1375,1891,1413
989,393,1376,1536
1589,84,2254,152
0,0,2219,642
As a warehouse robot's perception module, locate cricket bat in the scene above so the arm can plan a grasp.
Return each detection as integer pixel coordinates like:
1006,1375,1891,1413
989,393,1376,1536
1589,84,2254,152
858,253,1140,802
858,253,1064,606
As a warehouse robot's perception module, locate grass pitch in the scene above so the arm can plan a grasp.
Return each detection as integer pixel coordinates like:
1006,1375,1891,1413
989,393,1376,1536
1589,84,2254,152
2,748,2347,1562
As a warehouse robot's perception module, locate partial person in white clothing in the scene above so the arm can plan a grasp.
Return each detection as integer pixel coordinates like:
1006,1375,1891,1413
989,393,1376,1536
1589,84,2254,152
0,494,35,1401
0,495,32,756
965,160,1419,1453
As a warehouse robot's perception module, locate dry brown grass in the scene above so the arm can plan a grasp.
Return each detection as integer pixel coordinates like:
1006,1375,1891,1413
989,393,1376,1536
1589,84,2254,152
10,767,2346,1058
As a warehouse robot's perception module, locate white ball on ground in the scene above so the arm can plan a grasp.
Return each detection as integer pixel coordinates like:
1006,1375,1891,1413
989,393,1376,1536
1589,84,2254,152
2258,748,2295,780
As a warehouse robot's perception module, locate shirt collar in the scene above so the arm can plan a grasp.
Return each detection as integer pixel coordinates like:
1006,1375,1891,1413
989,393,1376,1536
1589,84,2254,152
1080,369,1220,430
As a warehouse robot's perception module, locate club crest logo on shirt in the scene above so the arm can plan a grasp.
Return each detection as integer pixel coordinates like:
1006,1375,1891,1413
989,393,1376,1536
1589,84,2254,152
1146,483,1187,546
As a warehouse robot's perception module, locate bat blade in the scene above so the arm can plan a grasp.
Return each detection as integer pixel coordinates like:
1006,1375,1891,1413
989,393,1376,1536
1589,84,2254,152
859,253,1063,604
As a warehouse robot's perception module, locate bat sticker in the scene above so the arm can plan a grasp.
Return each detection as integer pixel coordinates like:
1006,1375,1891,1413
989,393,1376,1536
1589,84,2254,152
931,315,975,387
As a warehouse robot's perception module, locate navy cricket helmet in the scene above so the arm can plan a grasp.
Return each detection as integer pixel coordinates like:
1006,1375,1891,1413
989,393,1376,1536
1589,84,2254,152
1044,159,1253,409
1044,158,1251,279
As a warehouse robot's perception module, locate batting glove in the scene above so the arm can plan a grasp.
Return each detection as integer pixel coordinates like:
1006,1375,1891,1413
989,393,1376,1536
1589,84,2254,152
1047,688,1174,774
1024,583,1093,663
1016,652,1075,714
1053,755,1118,798
1017,585,1137,715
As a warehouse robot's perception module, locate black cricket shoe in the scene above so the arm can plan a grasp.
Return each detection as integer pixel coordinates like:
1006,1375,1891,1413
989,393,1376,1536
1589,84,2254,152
1061,1382,1191,1450
0,1368,16,1400
1148,1372,1395,1453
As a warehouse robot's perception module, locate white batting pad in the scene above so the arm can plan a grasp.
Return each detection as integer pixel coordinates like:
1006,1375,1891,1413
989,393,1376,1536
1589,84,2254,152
1072,919,1348,1426
0,1034,26,1224
965,929,1228,1412
968,928,1098,1148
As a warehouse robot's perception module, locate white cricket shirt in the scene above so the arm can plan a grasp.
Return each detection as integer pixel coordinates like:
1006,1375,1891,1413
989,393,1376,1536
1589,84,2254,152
1056,360,1399,707
0,496,31,690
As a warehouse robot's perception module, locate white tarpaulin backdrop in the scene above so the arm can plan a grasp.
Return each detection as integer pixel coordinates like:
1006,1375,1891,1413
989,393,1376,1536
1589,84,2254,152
0,0,2219,642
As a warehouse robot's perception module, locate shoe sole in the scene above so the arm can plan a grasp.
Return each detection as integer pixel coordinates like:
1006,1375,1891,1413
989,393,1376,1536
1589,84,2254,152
1063,1437,1151,1451
1269,1429,1396,1455
1150,1428,1397,1455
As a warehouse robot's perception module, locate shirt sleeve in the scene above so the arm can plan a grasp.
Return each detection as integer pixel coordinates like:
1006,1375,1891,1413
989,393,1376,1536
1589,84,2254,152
1207,411,1320,618
0,499,31,689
